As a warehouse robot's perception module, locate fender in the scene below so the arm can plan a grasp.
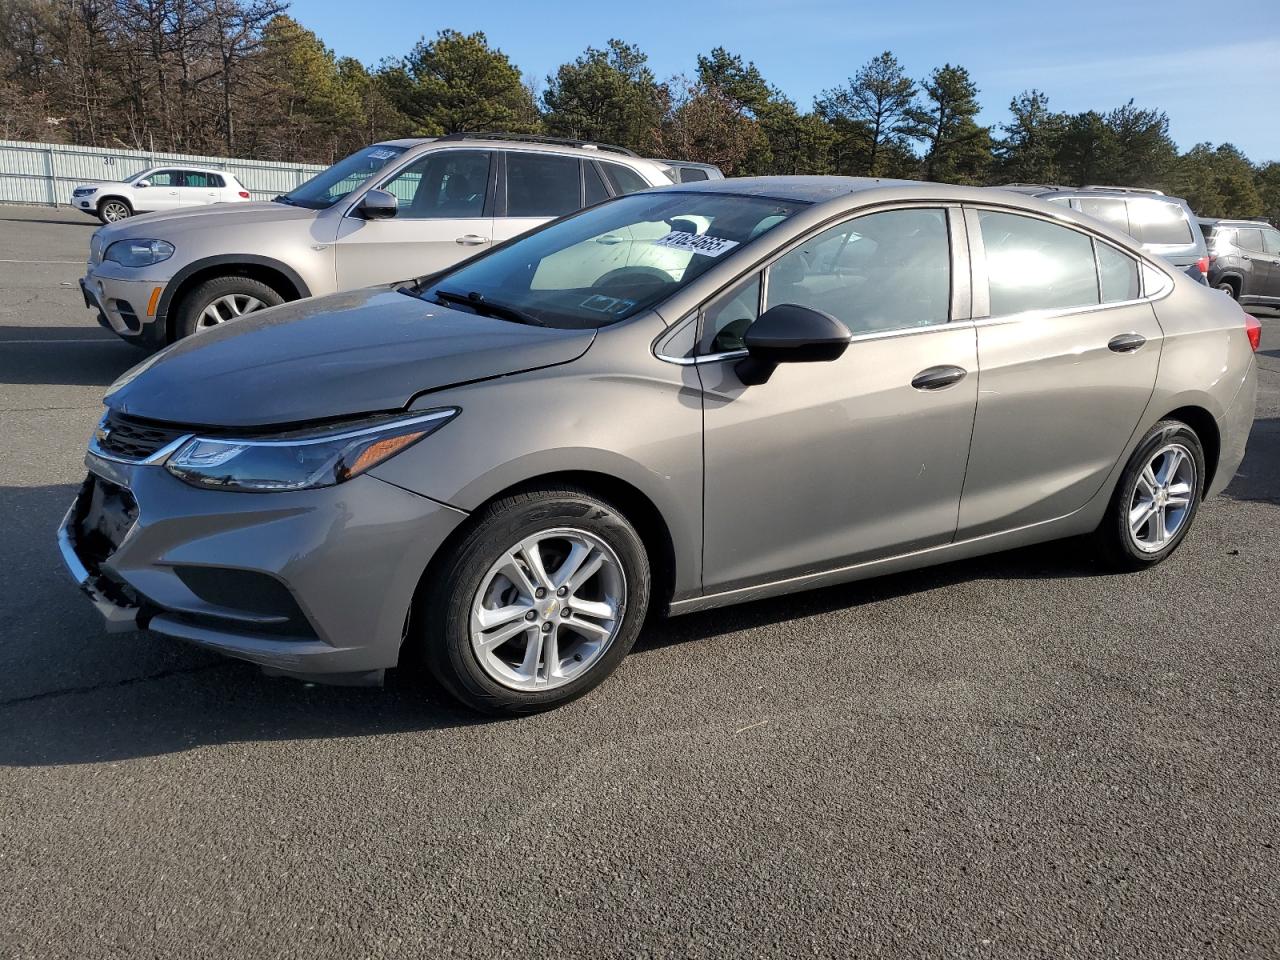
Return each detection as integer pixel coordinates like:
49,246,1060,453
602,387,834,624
156,254,312,324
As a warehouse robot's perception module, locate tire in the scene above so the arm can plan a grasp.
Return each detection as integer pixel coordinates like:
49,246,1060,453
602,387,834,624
1217,280,1238,300
172,275,284,340
97,198,132,224
1094,420,1206,571
419,486,651,714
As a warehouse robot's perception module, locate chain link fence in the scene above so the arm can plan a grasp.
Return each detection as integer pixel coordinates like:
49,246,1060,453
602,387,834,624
0,139,325,205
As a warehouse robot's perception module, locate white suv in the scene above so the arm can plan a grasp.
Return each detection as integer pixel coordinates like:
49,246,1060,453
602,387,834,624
80,135,677,345
71,166,252,224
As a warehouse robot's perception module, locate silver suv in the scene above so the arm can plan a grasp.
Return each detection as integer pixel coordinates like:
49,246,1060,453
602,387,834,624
998,185,1209,283
79,134,675,346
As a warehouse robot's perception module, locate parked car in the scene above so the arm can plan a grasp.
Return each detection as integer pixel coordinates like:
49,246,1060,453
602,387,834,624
79,134,675,346
71,166,251,224
654,160,725,183
997,184,1209,283
60,177,1259,713
1200,218,1280,308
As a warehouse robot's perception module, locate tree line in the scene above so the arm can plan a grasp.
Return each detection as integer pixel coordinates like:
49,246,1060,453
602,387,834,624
3,0,1277,221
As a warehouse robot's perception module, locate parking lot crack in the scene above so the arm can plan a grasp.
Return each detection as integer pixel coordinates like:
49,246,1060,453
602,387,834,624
0,661,232,709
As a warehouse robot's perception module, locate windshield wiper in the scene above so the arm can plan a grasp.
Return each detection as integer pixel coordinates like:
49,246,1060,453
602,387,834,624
272,194,298,206
432,289,545,327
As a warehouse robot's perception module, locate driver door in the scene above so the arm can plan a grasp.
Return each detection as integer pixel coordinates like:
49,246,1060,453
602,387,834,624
698,207,978,595
134,169,183,211
335,149,495,289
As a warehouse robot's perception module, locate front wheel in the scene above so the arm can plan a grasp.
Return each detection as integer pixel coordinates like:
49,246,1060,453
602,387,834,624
419,487,651,714
1094,420,1205,570
172,275,284,340
98,198,131,223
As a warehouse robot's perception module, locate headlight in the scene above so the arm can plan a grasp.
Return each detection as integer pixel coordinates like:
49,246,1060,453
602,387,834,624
165,410,457,492
103,238,175,267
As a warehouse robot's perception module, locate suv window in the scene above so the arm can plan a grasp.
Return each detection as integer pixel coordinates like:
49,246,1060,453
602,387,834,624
1127,199,1193,245
147,170,181,187
601,162,650,196
183,171,219,188
979,210,1099,315
1236,228,1264,251
1079,197,1130,234
585,162,610,206
506,153,581,218
678,166,710,183
1262,228,1280,255
382,150,491,219
765,208,951,334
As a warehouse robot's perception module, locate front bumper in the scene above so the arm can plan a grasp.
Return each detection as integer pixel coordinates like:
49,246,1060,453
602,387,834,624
58,452,469,683
80,267,169,346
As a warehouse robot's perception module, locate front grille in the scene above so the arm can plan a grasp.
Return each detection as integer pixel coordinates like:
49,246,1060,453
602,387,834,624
98,412,188,462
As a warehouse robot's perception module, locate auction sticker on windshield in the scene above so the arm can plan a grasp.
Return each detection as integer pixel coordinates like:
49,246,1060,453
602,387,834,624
652,232,740,257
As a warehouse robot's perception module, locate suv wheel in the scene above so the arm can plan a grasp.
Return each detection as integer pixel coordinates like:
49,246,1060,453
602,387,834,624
173,276,284,339
1217,280,1238,300
419,486,651,714
1094,420,1205,571
98,198,131,223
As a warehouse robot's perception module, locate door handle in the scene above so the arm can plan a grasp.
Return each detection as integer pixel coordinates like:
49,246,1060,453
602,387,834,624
911,365,967,390
455,235,489,246
1108,333,1147,353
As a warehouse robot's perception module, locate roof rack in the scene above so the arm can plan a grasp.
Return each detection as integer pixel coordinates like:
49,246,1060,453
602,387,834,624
433,132,638,157
1001,182,1063,191
1081,185,1165,196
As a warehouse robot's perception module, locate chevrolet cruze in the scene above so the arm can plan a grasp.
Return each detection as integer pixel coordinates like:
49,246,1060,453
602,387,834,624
59,177,1260,713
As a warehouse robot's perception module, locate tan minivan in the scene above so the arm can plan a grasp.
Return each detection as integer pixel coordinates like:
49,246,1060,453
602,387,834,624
79,134,675,346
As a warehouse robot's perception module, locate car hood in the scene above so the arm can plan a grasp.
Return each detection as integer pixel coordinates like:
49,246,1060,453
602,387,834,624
105,287,596,429
95,201,316,242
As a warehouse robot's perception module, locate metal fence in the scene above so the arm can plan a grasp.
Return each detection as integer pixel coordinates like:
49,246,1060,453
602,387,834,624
0,139,326,206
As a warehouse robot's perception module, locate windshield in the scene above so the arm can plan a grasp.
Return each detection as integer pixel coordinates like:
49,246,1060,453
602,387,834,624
420,192,806,329
279,145,408,210
122,169,150,184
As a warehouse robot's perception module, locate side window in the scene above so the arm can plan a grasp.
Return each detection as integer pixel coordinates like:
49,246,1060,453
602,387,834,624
381,150,490,219
1097,243,1140,303
209,174,225,188
506,153,581,218
1127,199,1193,245
679,166,710,183
765,208,950,334
700,274,761,354
183,171,213,188
601,162,650,196
1078,197,1130,235
978,210,1099,316
1261,229,1280,256
147,170,180,187
1235,228,1263,251
584,162,610,206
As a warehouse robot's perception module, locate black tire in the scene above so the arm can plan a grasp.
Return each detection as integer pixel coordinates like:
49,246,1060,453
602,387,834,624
1217,280,1238,300
172,275,284,340
418,486,651,714
97,197,132,224
1094,420,1206,571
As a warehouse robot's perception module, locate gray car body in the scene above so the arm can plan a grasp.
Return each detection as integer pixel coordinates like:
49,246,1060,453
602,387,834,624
61,177,1258,684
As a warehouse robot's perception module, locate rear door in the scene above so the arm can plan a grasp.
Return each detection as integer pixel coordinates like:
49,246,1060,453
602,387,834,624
957,207,1163,537
177,170,223,206
334,149,495,289
489,151,586,248
135,169,182,211
1258,227,1280,301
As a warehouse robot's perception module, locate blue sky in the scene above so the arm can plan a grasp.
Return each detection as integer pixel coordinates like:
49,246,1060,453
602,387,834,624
291,0,1280,162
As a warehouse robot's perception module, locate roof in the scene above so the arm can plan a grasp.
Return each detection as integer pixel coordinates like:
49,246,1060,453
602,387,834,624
654,175,928,204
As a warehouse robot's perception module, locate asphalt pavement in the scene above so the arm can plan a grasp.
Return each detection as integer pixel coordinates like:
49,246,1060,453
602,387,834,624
0,204,1277,959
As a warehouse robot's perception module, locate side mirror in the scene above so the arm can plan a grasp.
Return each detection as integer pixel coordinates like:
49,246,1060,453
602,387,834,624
736,303,852,385
135,179,150,188
356,189,398,220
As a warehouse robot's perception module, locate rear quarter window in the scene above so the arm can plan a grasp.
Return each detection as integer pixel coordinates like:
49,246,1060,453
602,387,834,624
601,162,651,196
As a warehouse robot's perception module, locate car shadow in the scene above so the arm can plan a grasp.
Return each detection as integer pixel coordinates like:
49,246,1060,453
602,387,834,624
0,329,143,386
0,211,96,228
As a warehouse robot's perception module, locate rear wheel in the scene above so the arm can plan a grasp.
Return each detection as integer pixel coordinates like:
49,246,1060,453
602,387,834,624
97,198,131,223
419,486,651,714
173,275,284,340
1094,420,1205,570
1217,280,1238,300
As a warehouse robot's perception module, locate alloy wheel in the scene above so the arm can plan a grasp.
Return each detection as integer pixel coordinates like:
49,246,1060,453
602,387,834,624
196,293,266,330
101,201,129,222
1127,442,1196,553
469,528,626,691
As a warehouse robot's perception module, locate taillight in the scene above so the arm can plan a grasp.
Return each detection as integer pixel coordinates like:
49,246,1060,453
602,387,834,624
238,190,250,199
1244,313,1261,352
1197,256,1209,276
